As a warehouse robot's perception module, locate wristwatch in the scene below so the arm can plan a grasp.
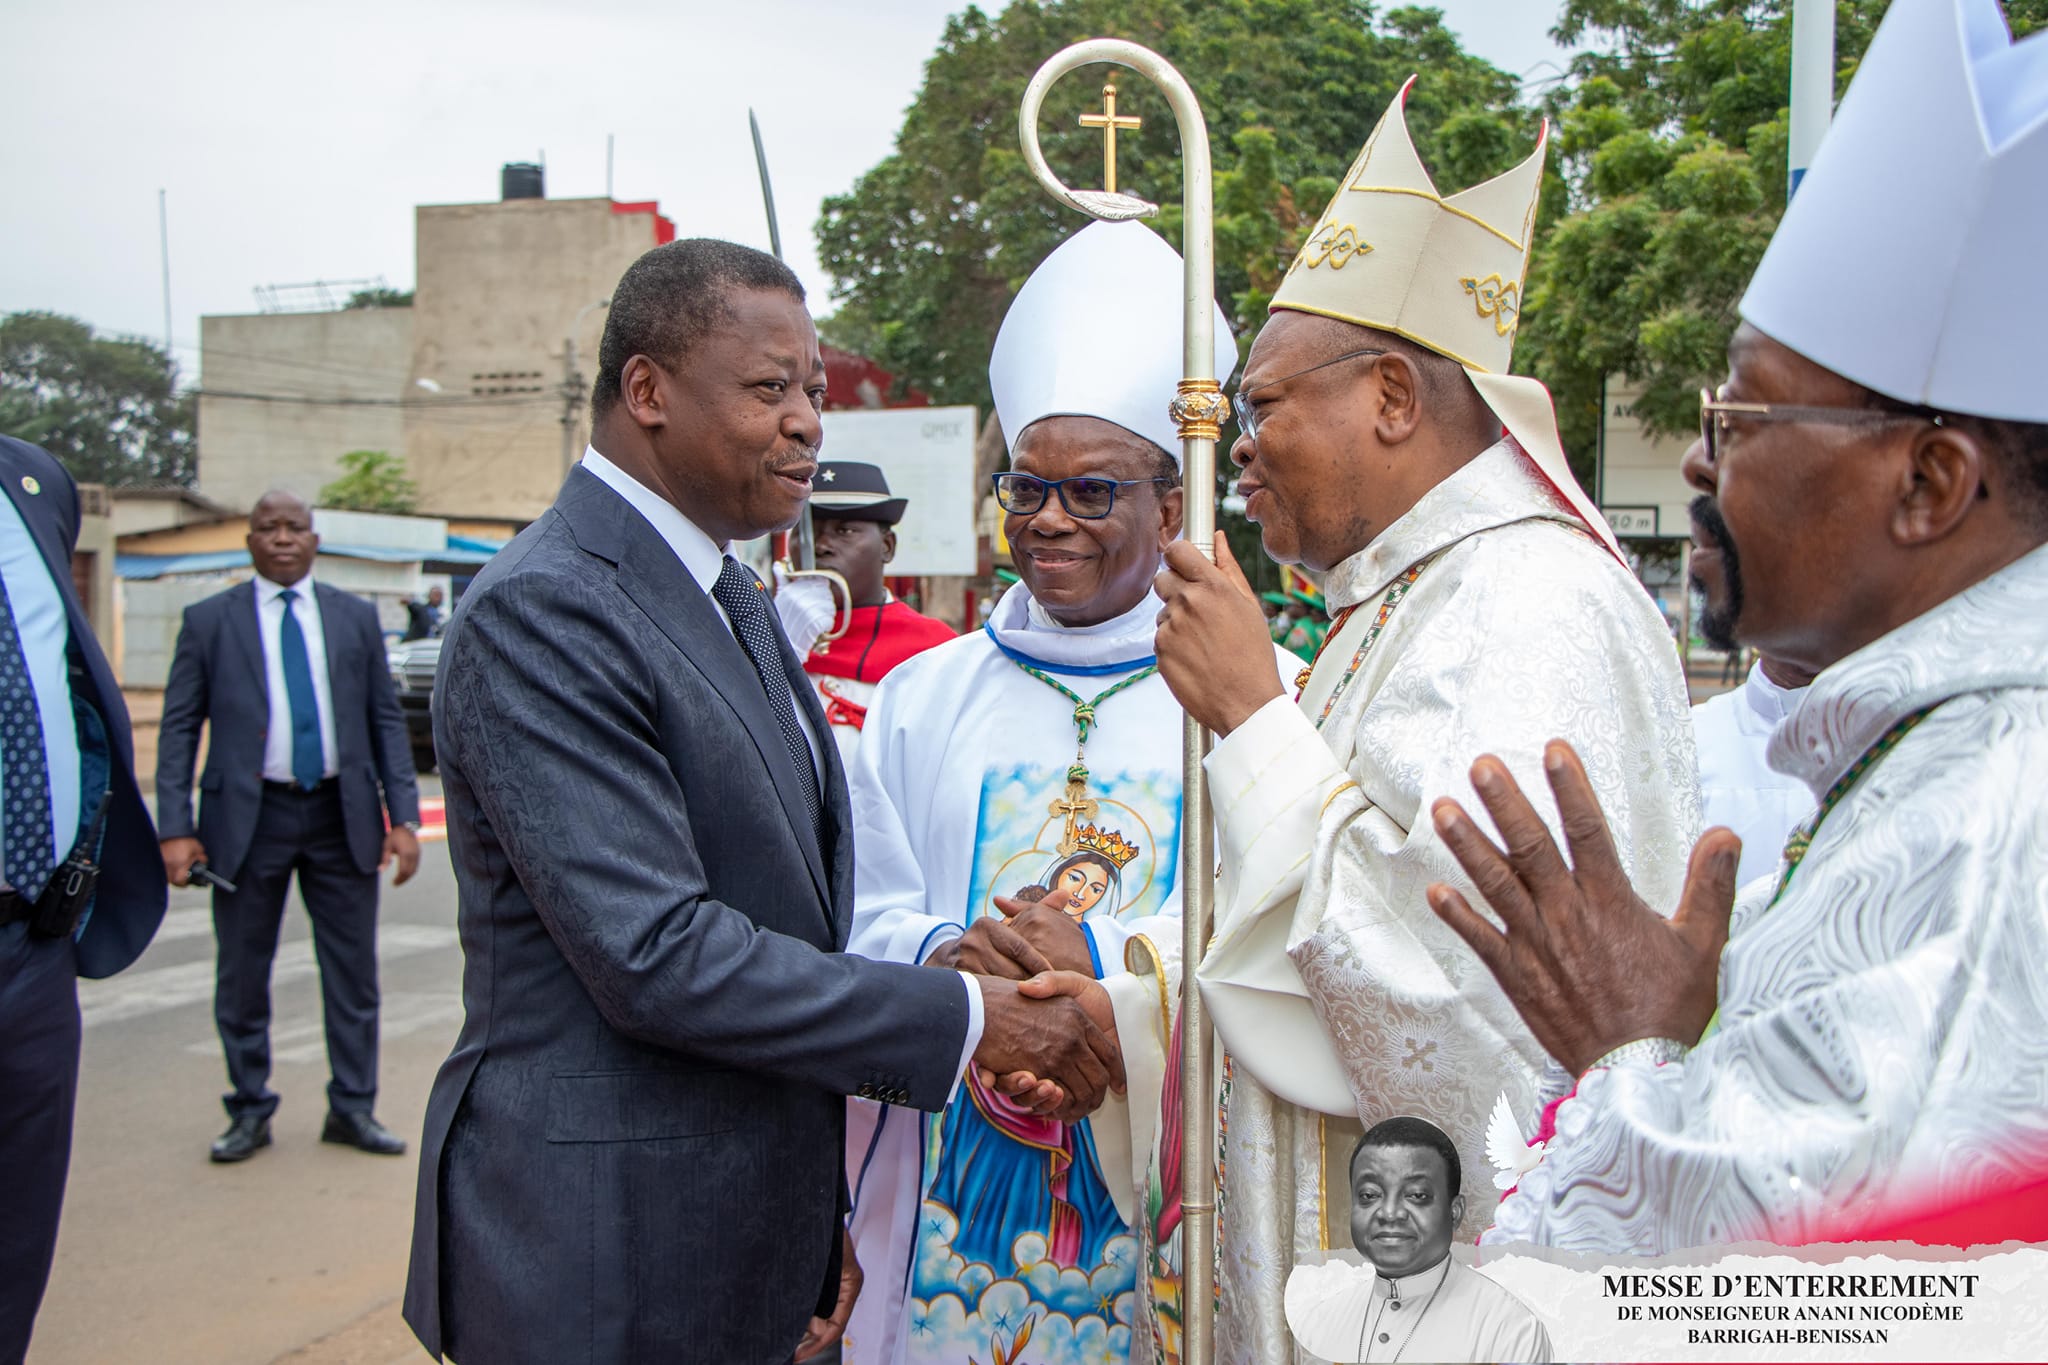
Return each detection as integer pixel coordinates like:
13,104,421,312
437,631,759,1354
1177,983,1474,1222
400,820,423,833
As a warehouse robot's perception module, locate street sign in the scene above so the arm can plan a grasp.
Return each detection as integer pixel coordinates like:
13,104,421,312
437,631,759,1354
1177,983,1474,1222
818,405,979,576
1602,505,1660,538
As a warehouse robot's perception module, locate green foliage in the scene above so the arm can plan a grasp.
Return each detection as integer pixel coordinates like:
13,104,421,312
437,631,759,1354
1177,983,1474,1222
1526,0,2047,468
0,311,196,487
318,449,418,514
817,0,1530,415
346,286,414,308
822,0,2048,499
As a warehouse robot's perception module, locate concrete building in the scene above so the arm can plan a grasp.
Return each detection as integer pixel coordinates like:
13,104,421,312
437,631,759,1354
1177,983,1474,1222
197,307,412,513
197,172,674,529
404,196,671,522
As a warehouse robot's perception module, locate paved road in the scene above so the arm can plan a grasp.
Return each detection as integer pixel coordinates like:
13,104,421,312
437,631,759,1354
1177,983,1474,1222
29,790,459,1365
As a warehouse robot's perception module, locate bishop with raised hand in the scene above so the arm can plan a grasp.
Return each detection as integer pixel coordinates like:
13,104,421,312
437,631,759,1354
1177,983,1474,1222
1426,0,2048,1254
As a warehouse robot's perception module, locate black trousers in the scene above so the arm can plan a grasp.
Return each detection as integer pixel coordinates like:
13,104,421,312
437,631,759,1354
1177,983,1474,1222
0,924,80,1365
213,782,380,1120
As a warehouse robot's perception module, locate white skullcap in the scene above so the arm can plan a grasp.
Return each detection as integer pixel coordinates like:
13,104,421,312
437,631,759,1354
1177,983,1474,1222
989,220,1236,461
1740,0,2048,422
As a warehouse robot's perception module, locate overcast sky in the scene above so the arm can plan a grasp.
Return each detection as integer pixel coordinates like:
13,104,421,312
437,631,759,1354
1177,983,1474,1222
0,0,1575,384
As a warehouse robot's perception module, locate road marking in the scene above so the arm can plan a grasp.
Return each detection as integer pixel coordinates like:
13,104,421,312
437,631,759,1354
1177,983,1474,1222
77,925,459,1030
180,989,465,1065
152,907,215,943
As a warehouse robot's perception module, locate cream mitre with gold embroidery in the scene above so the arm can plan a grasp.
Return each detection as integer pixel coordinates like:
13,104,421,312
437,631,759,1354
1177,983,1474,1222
1741,0,2048,423
1272,77,1622,561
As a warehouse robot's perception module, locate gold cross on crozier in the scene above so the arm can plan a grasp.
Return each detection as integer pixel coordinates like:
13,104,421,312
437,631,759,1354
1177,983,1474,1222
1078,82,1142,195
1048,780,1099,856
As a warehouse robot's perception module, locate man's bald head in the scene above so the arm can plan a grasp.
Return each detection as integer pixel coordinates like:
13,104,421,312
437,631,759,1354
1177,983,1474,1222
247,490,317,586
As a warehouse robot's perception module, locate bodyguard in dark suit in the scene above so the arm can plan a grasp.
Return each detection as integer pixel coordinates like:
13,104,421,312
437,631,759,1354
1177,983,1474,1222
404,240,1122,1365
156,491,421,1163
0,436,167,1365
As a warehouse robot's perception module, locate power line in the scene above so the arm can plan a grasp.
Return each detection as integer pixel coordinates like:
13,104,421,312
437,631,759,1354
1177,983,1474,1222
192,387,556,410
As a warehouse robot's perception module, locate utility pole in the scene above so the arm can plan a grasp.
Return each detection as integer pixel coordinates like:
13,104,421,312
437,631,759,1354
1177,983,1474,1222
1787,0,1836,199
561,298,610,479
158,189,173,358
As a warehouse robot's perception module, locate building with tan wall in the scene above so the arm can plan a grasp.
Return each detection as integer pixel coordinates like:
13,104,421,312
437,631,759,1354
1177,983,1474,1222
196,176,673,530
404,196,669,523
197,307,412,511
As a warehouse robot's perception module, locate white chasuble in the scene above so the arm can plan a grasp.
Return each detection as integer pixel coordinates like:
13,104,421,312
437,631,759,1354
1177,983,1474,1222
1196,440,1701,1364
842,581,1292,1365
1487,541,2048,1254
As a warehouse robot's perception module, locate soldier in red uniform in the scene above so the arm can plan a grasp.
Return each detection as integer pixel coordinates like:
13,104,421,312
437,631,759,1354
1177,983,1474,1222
792,462,954,762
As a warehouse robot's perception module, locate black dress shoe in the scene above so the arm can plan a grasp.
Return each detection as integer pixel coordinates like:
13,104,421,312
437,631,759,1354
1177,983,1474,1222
210,1114,272,1163
321,1110,407,1156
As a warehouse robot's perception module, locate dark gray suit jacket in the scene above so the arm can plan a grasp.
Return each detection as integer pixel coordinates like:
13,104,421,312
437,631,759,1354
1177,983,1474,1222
403,469,970,1364
156,578,421,882
0,436,165,977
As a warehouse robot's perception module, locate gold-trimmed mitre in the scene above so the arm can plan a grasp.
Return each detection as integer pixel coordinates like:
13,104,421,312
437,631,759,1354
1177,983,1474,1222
1271,76,1544,375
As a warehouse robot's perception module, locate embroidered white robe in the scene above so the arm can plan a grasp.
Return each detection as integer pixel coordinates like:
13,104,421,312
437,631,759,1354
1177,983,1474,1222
1486,540,2048,1254
1194,440,1701,1363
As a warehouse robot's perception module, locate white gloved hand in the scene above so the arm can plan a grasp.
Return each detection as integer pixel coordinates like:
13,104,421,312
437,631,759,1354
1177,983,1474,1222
772,569,839,657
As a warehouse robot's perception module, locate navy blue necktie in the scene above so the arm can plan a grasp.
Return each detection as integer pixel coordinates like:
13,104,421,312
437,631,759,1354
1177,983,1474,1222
709,557,821,835
277,588,325,790
0,568,55,899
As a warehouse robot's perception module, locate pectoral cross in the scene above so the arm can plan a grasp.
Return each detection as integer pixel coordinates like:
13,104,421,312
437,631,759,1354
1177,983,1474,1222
1048,778,1099,856
1078,82,1142,195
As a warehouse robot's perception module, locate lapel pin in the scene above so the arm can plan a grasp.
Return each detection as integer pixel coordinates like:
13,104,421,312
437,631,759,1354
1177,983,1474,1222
20,476,40,496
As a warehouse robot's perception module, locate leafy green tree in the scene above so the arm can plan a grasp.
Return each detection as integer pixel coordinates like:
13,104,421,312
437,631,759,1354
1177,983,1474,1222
817,0,1530,415
1521,0,2048,469
0,311,196,487
346,286,415,308
319,449,418,514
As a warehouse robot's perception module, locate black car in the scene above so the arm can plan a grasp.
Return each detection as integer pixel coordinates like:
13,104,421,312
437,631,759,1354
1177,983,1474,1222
387,635,442,773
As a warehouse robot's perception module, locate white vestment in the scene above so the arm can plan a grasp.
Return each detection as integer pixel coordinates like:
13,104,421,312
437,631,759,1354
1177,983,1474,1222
1486,541,2048,1253
1284,1254,1553,1364
1196,440,1701,1363
1691,661,1813,886
841,581,1290,1364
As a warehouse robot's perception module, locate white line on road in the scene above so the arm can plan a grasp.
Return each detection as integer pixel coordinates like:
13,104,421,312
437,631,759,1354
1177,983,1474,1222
77,925,459,1030
180,989,466,1065
151,907,215,943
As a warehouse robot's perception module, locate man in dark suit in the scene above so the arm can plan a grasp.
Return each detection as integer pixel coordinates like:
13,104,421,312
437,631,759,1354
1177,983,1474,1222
0,435,167,1364
403,239,1122,1365
156,490,421,1163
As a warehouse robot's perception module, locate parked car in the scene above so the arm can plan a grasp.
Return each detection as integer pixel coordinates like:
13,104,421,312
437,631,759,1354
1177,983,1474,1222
387,635,442,773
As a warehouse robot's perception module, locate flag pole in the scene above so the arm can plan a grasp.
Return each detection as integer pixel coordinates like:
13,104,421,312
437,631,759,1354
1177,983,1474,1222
1019,42,1225,1365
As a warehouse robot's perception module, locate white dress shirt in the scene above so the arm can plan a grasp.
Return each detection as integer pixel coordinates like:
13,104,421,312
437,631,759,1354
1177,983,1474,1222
0,491,81,878
578,447,984,1073
254,573,340,784
1691,660,1813,886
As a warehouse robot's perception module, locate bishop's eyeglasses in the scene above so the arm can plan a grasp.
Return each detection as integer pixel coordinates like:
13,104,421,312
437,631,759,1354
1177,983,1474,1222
1232,347,1386,442
1698,387,1945,464
991,472,1174,520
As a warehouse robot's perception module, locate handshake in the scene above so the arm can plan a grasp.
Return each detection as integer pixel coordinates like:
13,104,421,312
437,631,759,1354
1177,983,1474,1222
927,889,1124,1123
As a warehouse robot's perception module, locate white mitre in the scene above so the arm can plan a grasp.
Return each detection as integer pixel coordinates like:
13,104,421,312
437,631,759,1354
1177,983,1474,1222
1741,0,2048,422
1270,77,1623,561
990,220,1236,460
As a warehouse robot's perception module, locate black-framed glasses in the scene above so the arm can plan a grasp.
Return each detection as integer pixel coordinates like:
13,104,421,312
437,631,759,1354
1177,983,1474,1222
991,472,1173,520
1697,387,1944,464
1232,348,1386,441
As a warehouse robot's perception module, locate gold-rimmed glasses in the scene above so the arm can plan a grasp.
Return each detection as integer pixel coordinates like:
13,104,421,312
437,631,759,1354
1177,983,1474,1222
1698,387,1944,463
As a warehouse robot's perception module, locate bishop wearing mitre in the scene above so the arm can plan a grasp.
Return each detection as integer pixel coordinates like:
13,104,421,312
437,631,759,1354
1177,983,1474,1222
1149,81,1701,1361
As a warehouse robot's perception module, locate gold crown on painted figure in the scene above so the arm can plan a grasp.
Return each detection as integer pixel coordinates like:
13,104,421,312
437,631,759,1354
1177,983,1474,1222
1271,76,1548,375
1072,823,1140,869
